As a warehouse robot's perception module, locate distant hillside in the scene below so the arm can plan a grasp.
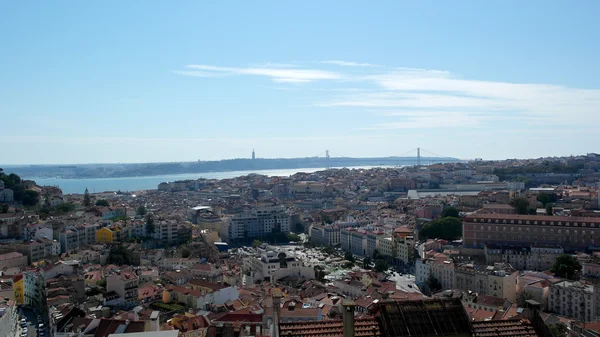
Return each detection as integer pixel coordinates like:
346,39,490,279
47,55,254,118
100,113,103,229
5,156,461,179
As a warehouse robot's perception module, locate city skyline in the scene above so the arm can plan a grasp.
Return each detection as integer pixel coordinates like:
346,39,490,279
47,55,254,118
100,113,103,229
2,1,600,164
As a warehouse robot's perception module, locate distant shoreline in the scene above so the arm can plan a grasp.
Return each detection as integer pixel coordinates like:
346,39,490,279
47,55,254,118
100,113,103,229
29,166,402,194
7,156,460,180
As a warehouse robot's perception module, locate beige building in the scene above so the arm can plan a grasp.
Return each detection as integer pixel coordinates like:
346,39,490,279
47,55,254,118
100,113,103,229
107,270,139,307
394,235,415,265
0,252,28,270
309,224,341,247
454,263,518,302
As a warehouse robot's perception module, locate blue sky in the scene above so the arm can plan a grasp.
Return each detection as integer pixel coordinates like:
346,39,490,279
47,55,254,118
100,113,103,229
2,1,600,164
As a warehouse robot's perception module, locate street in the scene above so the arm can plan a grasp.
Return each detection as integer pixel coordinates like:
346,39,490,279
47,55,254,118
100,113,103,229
19,307,43,337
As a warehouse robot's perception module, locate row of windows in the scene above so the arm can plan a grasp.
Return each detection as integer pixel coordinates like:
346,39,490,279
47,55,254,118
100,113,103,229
474,225,596,236
471,218,598,227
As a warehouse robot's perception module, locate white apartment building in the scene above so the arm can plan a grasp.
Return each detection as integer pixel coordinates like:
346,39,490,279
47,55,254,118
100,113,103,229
549,281,595,322
220,206,290,243
309,224,341,247
485,244,563,271
22,238,59,264
431,259,455,290
153,220,181,246
157,257,202,270
416,255,454,290
32,226,54,241
23,270,45,308
59,229,79,254
243,249,313,283
415,259,431,287
377,236,394,258
0,298,18,337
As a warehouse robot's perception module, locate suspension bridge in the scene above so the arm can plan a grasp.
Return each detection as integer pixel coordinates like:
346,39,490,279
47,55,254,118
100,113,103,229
308,148,462,170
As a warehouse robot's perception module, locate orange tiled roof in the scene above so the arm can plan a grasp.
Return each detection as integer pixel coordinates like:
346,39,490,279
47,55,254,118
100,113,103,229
471,319,538,337
279,318,381,337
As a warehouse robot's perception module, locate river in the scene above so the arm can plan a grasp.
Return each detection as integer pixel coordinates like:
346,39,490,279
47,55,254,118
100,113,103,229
31,166,392,194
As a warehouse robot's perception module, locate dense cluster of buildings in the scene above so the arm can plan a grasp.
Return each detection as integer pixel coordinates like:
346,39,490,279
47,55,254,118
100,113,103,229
2,154,600,337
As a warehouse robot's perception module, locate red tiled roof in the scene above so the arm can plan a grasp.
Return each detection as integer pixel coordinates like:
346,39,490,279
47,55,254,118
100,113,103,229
464,213,600,223
279,318,381,337
471,319,539,337
93,319,145,337
189,279,227,290
212,312,262,323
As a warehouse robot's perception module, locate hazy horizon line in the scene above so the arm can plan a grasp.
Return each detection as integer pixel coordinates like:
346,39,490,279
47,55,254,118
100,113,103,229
0,154,466,167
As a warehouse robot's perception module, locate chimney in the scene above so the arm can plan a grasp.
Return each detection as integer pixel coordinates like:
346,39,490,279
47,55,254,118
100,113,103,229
272,290,283,337
342,299,356,337
525,299,541,327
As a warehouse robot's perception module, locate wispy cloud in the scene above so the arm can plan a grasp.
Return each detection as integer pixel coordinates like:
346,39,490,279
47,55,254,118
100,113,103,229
176,64,341,83
321,60,379,67
318,67,600,129
249,62,298,68
175,61,600,131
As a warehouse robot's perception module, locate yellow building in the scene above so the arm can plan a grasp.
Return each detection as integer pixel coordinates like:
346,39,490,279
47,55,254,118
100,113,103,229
95,226,121,243
13,275,24,305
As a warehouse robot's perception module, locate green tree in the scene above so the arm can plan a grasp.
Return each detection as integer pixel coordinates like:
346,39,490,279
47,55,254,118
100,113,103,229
440,206,460,219
95,199,110,207
426,275,442,292
56,203,76,213
181,248,191,258
342,261,354,269
323,246,334,255
83,188,91,207
546,204,554,216
419,217,462,241
510,197,530,215
137,205,147,216
285,233,301,242
345,252,355,263
314,265,327,282
516,290,535,307
21,190,40,207
107,244,134,265
363,257,372,269
537,193,551,206
95,279,107,288
374,259,389,273
252,239,263,248
548,323,568,337
145,213,155,235
550,254,582,280
0,204,8,213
